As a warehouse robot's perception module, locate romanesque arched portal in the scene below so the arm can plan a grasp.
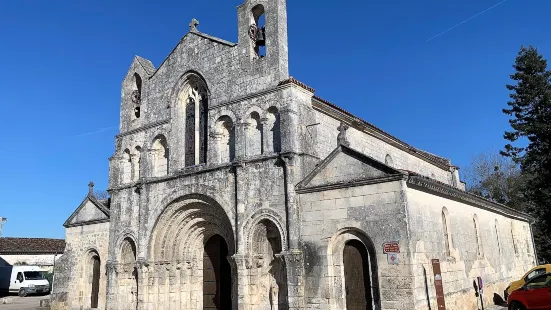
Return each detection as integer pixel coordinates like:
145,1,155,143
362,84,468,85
147,195,235,310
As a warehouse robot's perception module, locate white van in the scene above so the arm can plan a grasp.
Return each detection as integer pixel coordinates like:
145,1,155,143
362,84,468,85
0,266,50,297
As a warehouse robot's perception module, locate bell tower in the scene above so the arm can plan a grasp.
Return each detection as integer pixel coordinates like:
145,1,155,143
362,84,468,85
237,0,289,79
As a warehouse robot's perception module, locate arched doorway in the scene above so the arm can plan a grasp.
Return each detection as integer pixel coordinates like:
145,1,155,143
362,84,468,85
148,195,236,309
203,234,232,310
91,255,101,308
344,240,372,310
327,229,380,310
249,219,288,310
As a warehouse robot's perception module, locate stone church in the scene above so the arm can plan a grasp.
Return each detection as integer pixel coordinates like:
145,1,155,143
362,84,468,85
51,1,537,309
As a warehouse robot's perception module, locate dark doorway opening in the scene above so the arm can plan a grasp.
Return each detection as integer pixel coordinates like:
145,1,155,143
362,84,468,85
344,240,373,310
203,234,232,310
91,255,101,308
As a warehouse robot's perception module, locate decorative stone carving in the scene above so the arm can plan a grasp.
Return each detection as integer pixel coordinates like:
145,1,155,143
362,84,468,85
189,18,199,32
337,121,350,146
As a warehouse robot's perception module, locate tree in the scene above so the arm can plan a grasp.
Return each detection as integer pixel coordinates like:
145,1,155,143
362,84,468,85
462,150,525,209
502,45,551,262
93,190,110,200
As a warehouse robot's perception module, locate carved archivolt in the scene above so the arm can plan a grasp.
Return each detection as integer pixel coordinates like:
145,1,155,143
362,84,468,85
242,208,288,253
149,195,235,264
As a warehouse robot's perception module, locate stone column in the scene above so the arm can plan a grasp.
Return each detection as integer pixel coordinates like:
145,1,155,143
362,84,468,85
234,118,247,160
279,106,299,154
137,260,149,310
231,254,249,310
260,118,271,154
281,250,305,310
242,121,252,157
282,155,300,249
208,131,224,165
281,154,305,310
105,261,118,310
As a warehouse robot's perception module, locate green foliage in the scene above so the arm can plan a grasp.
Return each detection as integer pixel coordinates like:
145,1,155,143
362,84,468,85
502,45,551,263
463,150,526,209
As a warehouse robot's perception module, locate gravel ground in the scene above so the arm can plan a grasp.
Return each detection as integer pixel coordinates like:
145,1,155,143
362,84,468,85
0,295,49,310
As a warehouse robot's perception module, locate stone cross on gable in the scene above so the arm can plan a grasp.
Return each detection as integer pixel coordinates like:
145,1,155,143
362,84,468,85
337,122,350,146
189,18,199,32
88,181,95,196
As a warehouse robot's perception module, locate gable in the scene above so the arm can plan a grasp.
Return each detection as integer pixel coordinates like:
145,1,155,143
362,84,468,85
64,197,109,228
298,145,404,191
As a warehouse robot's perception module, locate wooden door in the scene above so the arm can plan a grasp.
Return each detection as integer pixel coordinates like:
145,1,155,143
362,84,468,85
344,240,372,310
91,256,100,308
203,235,231,310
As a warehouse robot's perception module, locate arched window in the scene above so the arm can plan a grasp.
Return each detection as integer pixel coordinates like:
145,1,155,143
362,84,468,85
474,214,483,257
267,107,281,153
442,207,451,256
179,76,208,167
251,4,266,57
152,136,169,177
247,111,263,156
385,154,394,167
495,219,501,254
122,149,132,184
132,146,141,182
132,73,142,119
216,116,235,163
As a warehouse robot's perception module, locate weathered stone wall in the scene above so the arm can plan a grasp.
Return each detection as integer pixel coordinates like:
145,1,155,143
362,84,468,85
299,180,414,310
406,187,536,310
51,223,109,310
314,109,456,186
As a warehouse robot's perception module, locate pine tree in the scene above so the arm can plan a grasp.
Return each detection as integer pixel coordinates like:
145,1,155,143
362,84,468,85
502,46,551,262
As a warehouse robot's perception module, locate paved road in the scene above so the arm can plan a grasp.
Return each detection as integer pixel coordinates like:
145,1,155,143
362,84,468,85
0,295,48,310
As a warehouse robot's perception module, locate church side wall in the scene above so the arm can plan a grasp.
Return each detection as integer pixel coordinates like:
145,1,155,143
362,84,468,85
299,180,415,310
405,187,536,310
51,222,109,310
314,109,454,185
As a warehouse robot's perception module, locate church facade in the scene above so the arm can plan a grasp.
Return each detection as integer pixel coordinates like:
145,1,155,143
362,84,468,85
51,1,537,309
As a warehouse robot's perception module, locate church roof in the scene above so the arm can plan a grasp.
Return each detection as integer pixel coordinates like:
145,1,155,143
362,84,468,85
405,170,533,222
0,238,66,255
311,95,452,167
276,77,452,168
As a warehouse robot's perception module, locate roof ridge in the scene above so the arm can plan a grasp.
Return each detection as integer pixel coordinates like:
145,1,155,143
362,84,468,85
311,95,452,167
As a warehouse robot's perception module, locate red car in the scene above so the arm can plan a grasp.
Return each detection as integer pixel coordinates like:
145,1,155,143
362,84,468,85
508,272,551,310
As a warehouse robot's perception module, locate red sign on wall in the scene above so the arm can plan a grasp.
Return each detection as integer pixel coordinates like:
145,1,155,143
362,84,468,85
382,242,400,253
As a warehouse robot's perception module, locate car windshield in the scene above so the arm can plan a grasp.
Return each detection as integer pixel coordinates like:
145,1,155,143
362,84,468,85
23,271,44,280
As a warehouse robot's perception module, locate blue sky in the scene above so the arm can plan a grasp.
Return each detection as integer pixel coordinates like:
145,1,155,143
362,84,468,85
0,0,549,239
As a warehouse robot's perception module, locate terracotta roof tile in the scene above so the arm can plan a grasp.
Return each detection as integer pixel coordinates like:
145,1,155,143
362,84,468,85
0,238,66,254
278,77,316,93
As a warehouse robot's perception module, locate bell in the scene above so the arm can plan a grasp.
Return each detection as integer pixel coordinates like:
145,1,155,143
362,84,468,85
256,27,266,46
